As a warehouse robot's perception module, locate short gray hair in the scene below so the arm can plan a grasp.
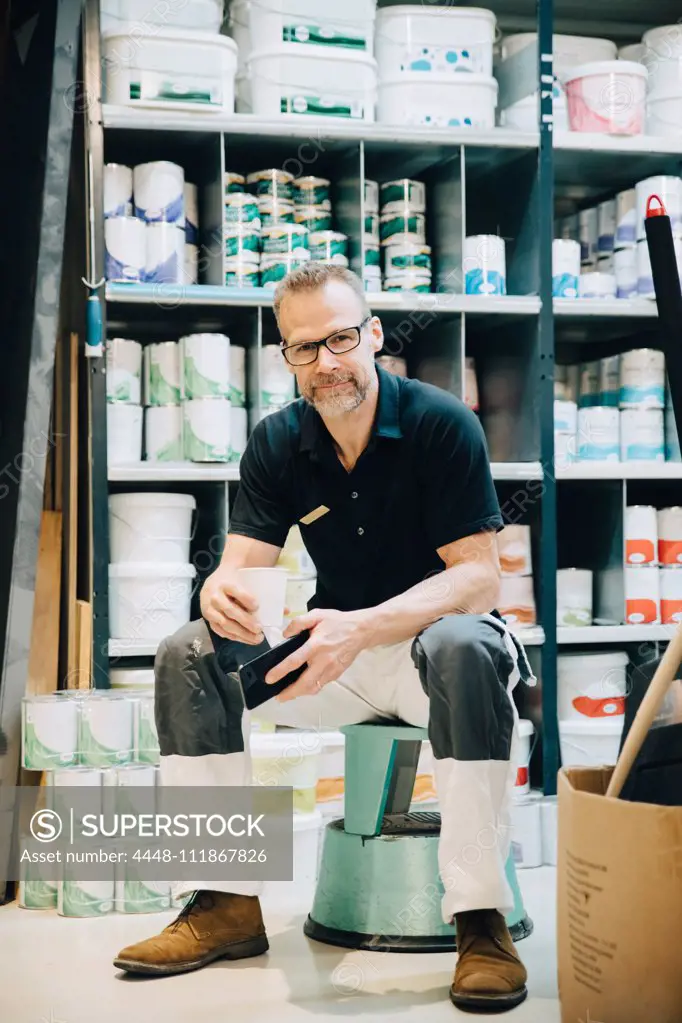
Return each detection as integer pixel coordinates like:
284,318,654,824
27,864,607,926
273,263,371,327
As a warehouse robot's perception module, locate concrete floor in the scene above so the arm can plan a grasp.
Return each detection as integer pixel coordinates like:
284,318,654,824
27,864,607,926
0,868,559,1023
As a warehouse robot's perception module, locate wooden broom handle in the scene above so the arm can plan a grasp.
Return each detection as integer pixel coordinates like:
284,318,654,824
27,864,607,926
606,620,682,798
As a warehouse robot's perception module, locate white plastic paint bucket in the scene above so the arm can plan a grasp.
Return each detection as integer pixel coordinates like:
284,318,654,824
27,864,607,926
497,576,536,627
107,403,143,465
625,565,660,624
133,693,160,764
647,91,682,136
103,29,238,114
378,72,497,129
578,208,598,266
261,223,309,255
464,234,506,295
22,695,79,770
578,271,616,299
599,355,620,406
183,398,231,462
620,347,666,408
106,337,142,404
384,241,431,274
558,651,628,720
660,567,682,624
564,61,648,135
614,246,637,299
246,168,295,199
238,0,376,56
184,244,198,285
554,399,578,434
104,216,145,283
260,345,296,405
380,179,426,212
597,199,616,255
559,718,624,768
229,406,248,461
229,346,247,406
133,161,185,225
180,333,230,400
104,163,133,219
577,406,619,461
109,492,196,565
579,361,600,406
100,0,223,35
144,223,185,284
514,719,535,797
556,569,593,628
642,24,682,92
635,176,682,240
144,405,184,462
375,5,495,76
620,408,665,462
251,731,320,814
144,342,181,406
108,562,197,641
78,693,134,767
615,188,636,248
259,251,309,287
625,505,658,566
261,810,323,912
552,239,580,297
244,45,377,121
658,507,682,566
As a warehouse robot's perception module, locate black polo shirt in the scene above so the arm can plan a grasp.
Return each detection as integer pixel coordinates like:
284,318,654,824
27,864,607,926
229,366,503,613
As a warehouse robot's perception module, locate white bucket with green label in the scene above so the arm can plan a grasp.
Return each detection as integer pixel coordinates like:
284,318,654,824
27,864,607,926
246,168,294,198
144,406,184,461
364,212,379,240
380,210,426,245
293,176,330,206
225,259,261,288
236,0,376,54
230,346,246,406
19,857,58,910
293,205,333,232
224,227,261,259
384,270,432,293
115,872,171,914
230,406,248,461
134,694,160,764
180,333,230,400
260,250,310,288
245,44,377,122
78,694,134,768
262,222,309,254
384,241,432,273
224,192,261,226
106,338,142,404
224,171,245,194
309,230,348,262
260,345,296,404
144,343,181,406
380,179,426,213
58,872,115,917
257,195,295,226
183,398,231,462
363,265,382,292
363,238,380,266
22,695,79,770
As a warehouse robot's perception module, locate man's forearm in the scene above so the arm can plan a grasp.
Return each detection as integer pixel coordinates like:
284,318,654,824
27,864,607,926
354,562,500,649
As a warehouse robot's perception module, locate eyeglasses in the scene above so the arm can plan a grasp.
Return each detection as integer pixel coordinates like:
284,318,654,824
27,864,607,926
281,318,371,366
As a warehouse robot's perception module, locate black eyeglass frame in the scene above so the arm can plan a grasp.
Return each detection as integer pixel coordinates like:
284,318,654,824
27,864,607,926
280,316,372,366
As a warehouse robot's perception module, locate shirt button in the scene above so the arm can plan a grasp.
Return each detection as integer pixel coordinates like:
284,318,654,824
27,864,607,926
357,527,364,536
351,491,358,499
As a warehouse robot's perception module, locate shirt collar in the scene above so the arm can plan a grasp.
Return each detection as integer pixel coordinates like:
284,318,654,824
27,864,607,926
299,365,403,457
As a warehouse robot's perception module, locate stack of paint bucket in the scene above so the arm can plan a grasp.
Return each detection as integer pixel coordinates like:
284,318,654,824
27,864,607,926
104,161,198,285
624,504,682,626
557,651,627,771
106,337,143,465
380,178,432,293
362,179,381,293
619,348,666,463
496,524,537,632
141,337,247,464
19,689,185,917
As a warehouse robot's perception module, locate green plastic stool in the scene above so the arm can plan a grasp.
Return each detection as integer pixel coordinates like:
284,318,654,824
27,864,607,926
304,722,533,952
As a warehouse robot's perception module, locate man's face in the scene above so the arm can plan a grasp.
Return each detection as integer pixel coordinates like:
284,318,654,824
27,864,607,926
278,280,384,417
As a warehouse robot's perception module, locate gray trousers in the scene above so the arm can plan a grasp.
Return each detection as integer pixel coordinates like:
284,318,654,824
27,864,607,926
155,613,532,921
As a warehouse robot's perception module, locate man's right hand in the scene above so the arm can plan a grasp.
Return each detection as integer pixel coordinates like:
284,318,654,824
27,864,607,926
200,568,264,644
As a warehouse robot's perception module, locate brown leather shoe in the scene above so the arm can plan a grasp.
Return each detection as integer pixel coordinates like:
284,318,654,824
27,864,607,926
113,891,269,976
450,909,528,1012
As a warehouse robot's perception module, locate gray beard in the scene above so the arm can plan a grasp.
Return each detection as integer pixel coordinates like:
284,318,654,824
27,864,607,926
302,375,370,417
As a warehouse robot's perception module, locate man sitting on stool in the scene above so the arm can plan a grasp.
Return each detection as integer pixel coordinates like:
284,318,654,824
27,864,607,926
114,264,534,1014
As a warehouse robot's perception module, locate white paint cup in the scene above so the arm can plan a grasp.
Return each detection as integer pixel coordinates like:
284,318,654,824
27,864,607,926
237,567,289,644
625,505,658,566
658,507,682,566
624,565,660,624
557,568,593,627
660,567,682,624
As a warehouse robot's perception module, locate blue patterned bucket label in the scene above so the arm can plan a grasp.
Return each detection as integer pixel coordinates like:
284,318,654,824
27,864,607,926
145,251,179,284
578,443,619,461
552,273,578,298
105,249,142,282
619,385,665,408
465,269,506,296
623,443,665,461
135,191,184,225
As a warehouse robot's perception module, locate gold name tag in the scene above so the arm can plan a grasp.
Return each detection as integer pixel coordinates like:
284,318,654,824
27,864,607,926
300,505,330,526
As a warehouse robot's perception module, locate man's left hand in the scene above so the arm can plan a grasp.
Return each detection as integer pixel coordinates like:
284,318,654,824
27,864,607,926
264,608,368,701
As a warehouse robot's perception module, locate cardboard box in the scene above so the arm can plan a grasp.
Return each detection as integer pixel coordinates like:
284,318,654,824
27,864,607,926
558,766,682,1023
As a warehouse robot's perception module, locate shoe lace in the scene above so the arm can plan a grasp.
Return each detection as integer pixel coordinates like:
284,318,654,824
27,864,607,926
168,892,212,931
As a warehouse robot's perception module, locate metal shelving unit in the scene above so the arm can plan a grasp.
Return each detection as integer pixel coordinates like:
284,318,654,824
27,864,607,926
81,0,682,795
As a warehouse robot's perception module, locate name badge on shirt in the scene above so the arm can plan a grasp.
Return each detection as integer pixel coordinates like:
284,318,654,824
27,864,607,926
300,505,330,526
